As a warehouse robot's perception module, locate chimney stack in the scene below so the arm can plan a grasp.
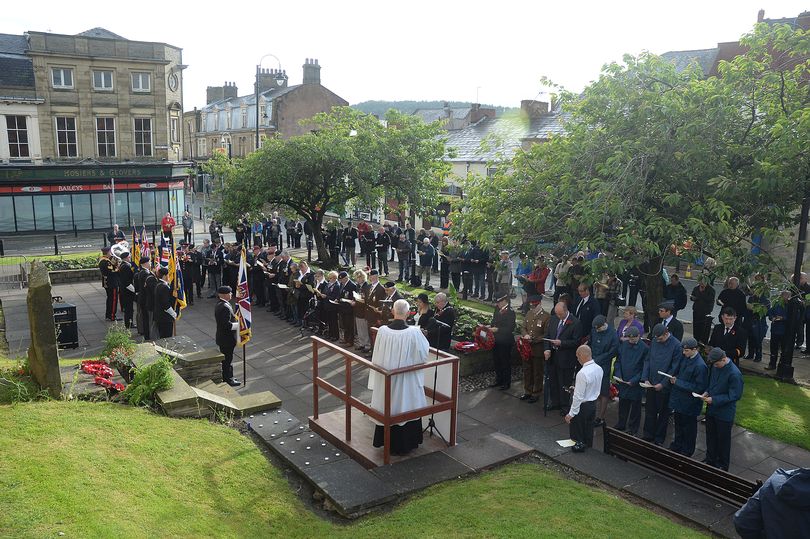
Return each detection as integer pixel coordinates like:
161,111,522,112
520,99,549,119
255,68,288,94
757,9,765,22
302,58,321,85
223,81,238,100
206,85,225,104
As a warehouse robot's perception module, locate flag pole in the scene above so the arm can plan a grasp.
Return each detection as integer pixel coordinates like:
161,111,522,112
242,344,247,387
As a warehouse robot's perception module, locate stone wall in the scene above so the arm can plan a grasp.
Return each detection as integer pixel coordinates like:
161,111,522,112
26,260,62,398
49,269,100,285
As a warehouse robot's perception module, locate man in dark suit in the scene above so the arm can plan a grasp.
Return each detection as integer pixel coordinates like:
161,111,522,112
143,263,158,340
214,285,241,386
153,267,176,339
488,294,517,389
425,292,456,351
337,271,358,346
134,257,151,337
365,270,386,329
664,274,689,317
117,251,136,329
709,307,748,366
380,281,403,324
657,300,684,342
544,301,584,412
574,283,600,340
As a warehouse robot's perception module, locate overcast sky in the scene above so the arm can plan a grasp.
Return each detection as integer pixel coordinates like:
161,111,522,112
6,1,808,110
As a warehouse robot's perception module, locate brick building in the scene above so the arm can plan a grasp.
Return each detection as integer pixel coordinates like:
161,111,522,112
185,58,348,159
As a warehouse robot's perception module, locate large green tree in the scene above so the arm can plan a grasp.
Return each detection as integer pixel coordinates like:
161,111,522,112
218,106,449,264
455,22,809,326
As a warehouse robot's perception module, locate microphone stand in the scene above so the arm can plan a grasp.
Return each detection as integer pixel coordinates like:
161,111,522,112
423,318,449,445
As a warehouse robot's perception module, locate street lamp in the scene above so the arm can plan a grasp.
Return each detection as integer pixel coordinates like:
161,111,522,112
255,54,285,150
220,135,232,159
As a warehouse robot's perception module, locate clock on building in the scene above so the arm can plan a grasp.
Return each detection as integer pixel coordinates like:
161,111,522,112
168,73,179,91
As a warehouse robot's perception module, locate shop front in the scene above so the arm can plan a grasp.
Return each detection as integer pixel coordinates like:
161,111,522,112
0,163,191,234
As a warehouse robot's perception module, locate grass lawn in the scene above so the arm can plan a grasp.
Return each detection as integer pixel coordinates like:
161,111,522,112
0,401,707,539
737,374,810,450
388,279,503,316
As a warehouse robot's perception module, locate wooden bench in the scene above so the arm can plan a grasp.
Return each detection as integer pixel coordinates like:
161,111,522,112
603,425,761,506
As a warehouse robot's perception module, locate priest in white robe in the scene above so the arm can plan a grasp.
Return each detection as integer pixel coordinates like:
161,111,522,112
368,298,429,454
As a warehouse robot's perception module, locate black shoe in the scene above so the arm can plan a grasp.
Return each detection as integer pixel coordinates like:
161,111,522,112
488,382,501,388
527,397,539,404
226,378,241,387
765,363,777,370
519,393,531,400
743,354,754,360
802,349,810,355
753,358,762,363
499,384,511,390
572,442,586,453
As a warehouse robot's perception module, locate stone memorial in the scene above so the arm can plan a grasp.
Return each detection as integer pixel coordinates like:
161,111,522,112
26,260,62,398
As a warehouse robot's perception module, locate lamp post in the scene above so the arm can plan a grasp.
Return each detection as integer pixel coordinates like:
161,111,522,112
220,135,232,159
255,54,284,150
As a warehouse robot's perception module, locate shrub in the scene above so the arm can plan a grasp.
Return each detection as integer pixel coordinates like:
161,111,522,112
101,323,136,357
0,359,49,404
41,256,99,271
120,355,174,407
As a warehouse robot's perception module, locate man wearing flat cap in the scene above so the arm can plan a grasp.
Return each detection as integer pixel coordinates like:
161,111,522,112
668,337,708,457
700,347,743,471
214,285,241,387
657,300,684,341
380,281,402,324
641,323,681,445
590,314,618,426
613,325,647,435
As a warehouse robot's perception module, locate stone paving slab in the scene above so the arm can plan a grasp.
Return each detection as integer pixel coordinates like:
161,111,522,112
303,456,398,517
556,447,652,490
442,432,532,472
624,475,738,530
370,450,474,495
269,431,349,470
247,409,303,442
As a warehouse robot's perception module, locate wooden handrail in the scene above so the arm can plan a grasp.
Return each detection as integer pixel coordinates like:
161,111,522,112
310,332,459,465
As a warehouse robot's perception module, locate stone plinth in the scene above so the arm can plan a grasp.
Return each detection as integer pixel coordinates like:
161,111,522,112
26,260,62,398
154,335,223,384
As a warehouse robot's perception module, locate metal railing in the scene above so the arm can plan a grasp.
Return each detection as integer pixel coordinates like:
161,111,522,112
0,255,29,289
311,333,459,465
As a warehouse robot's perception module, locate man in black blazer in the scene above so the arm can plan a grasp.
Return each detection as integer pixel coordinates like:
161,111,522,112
709,306,748,366
153,267,176,339
117,251,136,329
544,301,584,412
337,271,358,346
425,292,456,351
657,300,684,342
214,285,241,386
573,284,600,341
134,257,151,337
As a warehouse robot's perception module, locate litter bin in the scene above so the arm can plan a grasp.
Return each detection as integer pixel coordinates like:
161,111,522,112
53,302,78,349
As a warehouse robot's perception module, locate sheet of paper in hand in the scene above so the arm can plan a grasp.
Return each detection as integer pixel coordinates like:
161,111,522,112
639,381,654,388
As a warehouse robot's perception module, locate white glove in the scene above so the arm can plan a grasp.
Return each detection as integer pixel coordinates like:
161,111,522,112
126,284,135,293
231,322,239,331
165,307,177,319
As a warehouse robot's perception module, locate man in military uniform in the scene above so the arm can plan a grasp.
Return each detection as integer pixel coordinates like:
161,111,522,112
98,247,119,321
215,285,241,386
489,294,517,390
143,262,158,340
153,267,176,338
117,251,136,329
365,270,386,329
519,298,550,403
134,257,152,337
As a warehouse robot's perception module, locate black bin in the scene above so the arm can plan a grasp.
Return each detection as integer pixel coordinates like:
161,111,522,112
53,302,78,349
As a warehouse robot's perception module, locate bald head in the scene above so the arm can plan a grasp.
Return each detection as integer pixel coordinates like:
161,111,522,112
554,301,569,319
576,345,592,365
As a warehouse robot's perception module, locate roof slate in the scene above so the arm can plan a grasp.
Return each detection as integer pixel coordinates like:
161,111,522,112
660,48,719,76
413,108,471,124
444,112,568,162
201,84,302,112
0,33,29,55
0,57,35,89
76,27,126,40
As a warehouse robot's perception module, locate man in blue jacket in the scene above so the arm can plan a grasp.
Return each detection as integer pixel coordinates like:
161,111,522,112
700,347,744,471
590,315,618,427
668,337,708,457
613,325,647,435
641,323,681,445
734,467,810,539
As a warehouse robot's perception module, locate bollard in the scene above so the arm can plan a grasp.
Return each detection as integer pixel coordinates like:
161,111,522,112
307,239,313,263
53,235,59,255
0,238,4,257
73,225,78,238
199,207,202,219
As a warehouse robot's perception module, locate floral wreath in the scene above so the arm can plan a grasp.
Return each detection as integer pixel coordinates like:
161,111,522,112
517,336,532,361
474,324,495,350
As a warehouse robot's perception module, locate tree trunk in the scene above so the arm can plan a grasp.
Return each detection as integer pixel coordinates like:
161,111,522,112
640,256,664,332
309,214,334,269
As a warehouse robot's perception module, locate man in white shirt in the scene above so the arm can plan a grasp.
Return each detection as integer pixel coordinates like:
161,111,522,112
564,345,603,452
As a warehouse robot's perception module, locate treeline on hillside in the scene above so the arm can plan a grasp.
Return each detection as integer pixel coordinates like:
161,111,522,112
352,100,514,117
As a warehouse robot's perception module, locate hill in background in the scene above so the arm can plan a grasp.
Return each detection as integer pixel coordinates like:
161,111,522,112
352,100,515,118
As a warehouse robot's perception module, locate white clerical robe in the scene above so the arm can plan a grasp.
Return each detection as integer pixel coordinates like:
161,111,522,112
368,324,429,425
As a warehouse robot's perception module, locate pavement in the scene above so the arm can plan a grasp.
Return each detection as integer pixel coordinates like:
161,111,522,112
3,279,810,535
